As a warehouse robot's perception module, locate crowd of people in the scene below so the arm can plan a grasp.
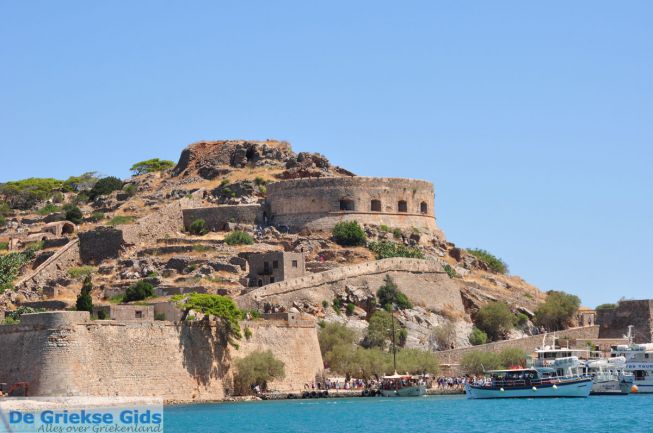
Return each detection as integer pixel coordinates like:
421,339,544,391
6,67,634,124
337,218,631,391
303,376,474,392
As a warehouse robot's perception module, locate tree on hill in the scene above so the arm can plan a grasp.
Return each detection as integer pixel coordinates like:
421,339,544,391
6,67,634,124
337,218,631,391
123,280,154,302
474,301,515,341
87,176,124,201
363,310,405,350
376,275,412,310
76,275,93,313
332,221,367,246
534,290,581,331
172,293,244,348
0,178,64,209
130,158,175,175
64,204,83,224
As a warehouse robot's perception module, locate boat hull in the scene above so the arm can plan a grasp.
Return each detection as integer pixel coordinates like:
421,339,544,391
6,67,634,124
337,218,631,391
380,385,426,397
591,378,632,395
465,379,592,399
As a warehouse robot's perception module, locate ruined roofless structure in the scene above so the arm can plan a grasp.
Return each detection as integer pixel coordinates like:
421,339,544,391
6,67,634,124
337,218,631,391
183,176,441,236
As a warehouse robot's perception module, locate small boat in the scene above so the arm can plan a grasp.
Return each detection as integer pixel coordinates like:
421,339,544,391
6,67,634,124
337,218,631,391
380,373,427,397
465,362,593,399
583,357,633,395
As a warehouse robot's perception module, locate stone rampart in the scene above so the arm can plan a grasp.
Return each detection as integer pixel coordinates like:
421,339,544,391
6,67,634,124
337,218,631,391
182,205,262,231
0,311,322,401
79,227,124,264
15,240,80,292
435,326,605,366
597,300,653,343
266,177,439,234
238,258,464,314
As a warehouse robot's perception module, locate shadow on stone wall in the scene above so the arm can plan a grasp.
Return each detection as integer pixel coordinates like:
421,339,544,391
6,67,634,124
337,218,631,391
176,321,231,388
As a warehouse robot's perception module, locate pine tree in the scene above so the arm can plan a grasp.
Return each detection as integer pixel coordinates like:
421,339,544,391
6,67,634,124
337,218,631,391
76,275,93,313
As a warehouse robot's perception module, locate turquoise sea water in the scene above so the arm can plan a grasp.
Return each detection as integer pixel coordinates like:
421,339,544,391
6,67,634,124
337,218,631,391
165,394,653,433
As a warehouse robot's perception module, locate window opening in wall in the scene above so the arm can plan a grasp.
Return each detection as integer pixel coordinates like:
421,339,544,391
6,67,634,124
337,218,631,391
135,311,143,319
420,201,428,214
398,200,408,212
273,260,279,269
339,199,355,211
264,262,270,273
292,260,298,268
371,199,382,212
270,277,275,283
258,279,263,287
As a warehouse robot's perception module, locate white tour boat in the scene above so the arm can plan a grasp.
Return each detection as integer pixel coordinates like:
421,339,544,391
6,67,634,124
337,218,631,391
583,357,633,395
611,326,653,394
465,363,592,399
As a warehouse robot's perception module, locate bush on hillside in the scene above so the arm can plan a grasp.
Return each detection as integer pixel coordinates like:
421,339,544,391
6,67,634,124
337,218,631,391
363,309,405,350
468,327,488,346
63,172,99,192
368,240,424,259
0,178,64,209
596,303,616,311
123,280,154,303
64,205,83,224
224,230,254,245
332,221,366,246
87,176,123,201
461,351,502,375
172,293,243,347
189,219,208,235
376,275,412,310
318,322,357,357
466,248,509,274
432,321,457,350
76,275,93,313
534,290,581,331
474,301,515,341
130,158,175,175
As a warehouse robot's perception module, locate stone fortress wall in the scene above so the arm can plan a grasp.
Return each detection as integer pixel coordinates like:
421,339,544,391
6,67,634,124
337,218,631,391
597,300,653,343
182,205,262,231
0,312,323,401
266,177,438,233
238,258,464,314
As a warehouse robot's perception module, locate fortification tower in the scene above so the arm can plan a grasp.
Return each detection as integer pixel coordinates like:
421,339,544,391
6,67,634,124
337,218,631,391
266,177,441,236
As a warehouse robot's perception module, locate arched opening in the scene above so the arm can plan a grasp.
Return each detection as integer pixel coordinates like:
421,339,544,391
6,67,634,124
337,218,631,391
339,199,355,211
257,279,263,287
371,199,382,212
420,202,428,214
398,200,408,213
61,222,75,234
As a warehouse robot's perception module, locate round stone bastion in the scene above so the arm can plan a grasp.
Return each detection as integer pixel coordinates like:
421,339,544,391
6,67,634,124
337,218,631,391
266,177,439,234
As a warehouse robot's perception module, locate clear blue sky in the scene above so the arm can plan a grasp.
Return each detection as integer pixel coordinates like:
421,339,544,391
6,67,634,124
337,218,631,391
1,1,651,307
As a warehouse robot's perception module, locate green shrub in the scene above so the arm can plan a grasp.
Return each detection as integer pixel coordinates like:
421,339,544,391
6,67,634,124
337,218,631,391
97,310,108,320
154,312,166,321
461,351,501,374
68,266,96,279
534,290,581,331
432,321,457,349
64,205,83,224
0,178,64,209
233,350,285,395
88,176,123,201
469,327,488,345
254,176,267,186
0,215,5,227
499,348,528,368
76,275,93,313
395,348,439,375
346,302,356,316
596,303,617,311
0,242,8,251
130,158,175,175
90,211,105,222
321,300,329,309
0,250,33,292
63,172,99,192
244,327,253,340
37,203,61,215
108,215,136,226
392,228,403,239
318,322,357,357
172,293,243,347
466,248,509,274
189,219,208,235
368,240,424,259
123,184,137,197
475,301,515,341
443,264,460,279
220,178,230,186
379,225,390,232
377,275,412,310
332,221,367,246
3,306,45,324
515,312,529,326
224,230,254,245
332,298,342,314
124,281,154,302
364,310,405,350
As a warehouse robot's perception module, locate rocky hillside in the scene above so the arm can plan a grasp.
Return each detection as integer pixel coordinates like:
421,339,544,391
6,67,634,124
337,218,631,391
0,139,548,350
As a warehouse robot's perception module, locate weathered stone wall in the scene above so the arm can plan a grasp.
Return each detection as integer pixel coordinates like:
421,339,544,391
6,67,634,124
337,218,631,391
435,326,605,367
238,258,464,314
597,300,653,343
0,311,323,402
15,240,81,292
266,177,439,234
247,251,305,287
182,205,262,231
79,227,124,264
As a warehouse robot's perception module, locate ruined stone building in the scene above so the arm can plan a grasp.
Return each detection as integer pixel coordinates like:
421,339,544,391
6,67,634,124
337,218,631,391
246,251,305,287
